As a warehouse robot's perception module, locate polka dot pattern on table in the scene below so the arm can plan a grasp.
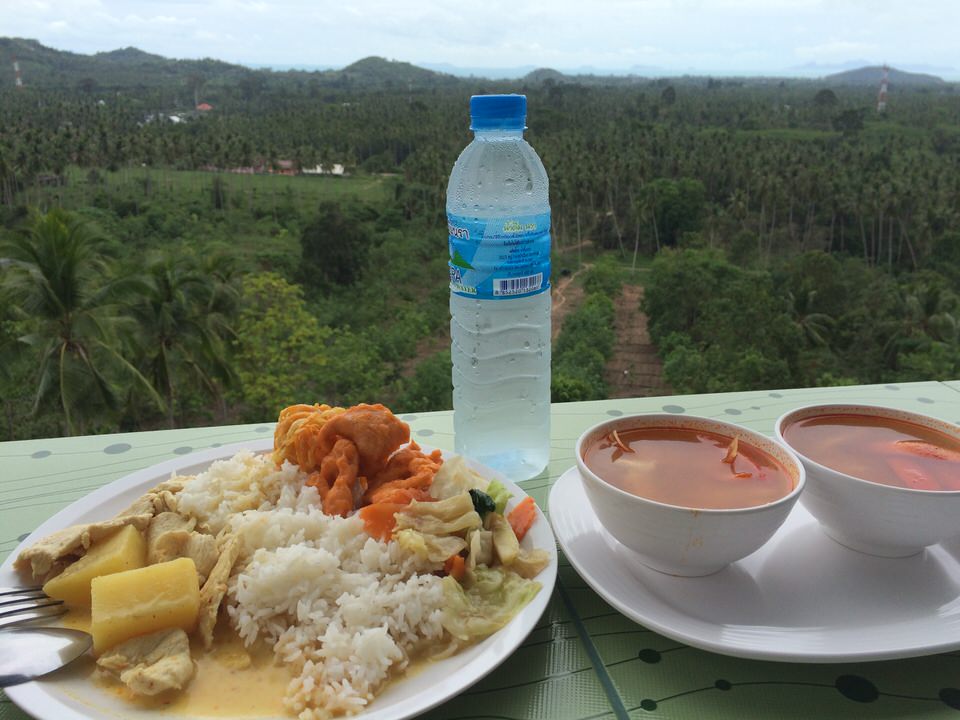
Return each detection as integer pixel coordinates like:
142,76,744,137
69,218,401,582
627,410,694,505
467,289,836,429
416,429,434,437
638,649,661,663
606,409,623,417
940,688,960,710
173,446,193,455
835,675,879,703
724,408,742,415
31,450,51,459
103,443,131,454
662,404,685,414
255,426,271,433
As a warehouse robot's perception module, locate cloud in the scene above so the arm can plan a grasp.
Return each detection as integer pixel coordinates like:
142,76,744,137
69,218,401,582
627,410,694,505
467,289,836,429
794,40,879,62
4,0,959,75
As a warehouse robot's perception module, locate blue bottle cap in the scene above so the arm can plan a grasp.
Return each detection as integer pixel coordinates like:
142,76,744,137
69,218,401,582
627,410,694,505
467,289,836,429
470,94,526,130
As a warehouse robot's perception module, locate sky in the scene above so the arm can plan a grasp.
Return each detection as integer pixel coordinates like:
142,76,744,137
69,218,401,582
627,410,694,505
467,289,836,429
6,0,960,78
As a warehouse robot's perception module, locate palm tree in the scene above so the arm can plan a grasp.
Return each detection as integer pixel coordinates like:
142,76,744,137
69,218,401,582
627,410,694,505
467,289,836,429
0,209,163,435
788,289,835,348
127,251,237,427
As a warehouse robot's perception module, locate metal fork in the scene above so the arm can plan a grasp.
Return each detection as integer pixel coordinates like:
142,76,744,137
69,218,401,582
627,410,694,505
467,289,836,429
0,589,90,687
0,586,66,628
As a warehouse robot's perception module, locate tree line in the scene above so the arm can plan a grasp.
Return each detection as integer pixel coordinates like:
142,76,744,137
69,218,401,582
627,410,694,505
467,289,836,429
1,76,958,438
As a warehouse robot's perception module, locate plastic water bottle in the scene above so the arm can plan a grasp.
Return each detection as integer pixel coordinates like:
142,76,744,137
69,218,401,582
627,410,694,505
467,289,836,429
447,94,551,481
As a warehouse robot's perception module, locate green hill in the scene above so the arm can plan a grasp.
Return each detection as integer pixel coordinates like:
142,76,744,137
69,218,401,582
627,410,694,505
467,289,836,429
1,37,249,90
823,65,945,87
0,38,459,92
338,56,457,87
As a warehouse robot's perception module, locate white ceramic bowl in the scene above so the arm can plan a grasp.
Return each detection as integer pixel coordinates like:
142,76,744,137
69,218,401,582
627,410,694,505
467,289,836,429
575,414,805,577
775,403,960,558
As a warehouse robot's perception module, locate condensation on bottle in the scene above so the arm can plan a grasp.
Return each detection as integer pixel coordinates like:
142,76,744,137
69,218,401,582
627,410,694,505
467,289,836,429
446,94,551,481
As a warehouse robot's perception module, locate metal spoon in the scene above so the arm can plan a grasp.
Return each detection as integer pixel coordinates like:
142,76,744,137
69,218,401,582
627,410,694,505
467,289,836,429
0,627,92,687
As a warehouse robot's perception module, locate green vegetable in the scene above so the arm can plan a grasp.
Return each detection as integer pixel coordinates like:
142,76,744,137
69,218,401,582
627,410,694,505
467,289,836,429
396,529,467,563
469,489,496,518
485,480,513,515
429,455,489,500
487,512,519,566
440,567,541,642
394,492,481,536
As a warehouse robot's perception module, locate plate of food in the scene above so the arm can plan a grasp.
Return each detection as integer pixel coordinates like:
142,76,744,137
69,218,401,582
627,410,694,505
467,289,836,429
2,403,557,720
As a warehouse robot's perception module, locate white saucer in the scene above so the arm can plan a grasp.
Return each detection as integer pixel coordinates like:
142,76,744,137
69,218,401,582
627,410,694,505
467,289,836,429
549,465,960,663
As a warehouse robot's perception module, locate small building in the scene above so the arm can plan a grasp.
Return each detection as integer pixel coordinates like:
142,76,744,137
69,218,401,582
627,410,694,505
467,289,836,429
301,163,347,176
196,103,213,112
272,160,297,176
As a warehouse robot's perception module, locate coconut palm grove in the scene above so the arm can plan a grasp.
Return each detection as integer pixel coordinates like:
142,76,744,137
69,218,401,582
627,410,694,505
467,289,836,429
1,40,959,439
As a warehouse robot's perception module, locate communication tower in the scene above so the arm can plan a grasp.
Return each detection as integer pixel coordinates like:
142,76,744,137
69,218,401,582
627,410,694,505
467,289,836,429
877,64,889,112
12,55,23,88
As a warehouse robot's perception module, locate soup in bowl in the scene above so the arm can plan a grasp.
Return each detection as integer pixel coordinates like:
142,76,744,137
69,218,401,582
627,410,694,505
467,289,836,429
576,414,805,577
776,404,960,557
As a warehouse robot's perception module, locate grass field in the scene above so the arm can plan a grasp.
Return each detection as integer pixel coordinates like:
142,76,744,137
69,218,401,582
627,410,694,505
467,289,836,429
24,166,395,214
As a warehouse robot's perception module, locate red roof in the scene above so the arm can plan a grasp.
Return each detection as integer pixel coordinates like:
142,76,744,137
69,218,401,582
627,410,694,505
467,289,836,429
196,103,213,111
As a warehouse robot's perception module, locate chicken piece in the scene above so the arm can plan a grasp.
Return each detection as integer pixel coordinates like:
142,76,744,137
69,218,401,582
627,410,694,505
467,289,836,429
117,478,189,518
365,442,443,505
96,628,194,696
146,512,218,585
272,403,345,470
197,535,241,649
306,438,367,516
184,534,219,585
315,404,410,479
14,515,152,583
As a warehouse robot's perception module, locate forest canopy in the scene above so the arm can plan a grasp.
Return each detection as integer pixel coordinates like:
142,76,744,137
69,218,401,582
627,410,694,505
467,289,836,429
1,55,958,439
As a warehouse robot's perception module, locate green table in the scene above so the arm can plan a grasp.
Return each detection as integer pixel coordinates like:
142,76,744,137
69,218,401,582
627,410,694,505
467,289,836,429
3,381,960,720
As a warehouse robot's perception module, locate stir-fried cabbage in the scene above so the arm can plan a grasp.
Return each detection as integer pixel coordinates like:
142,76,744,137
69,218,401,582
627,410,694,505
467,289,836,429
510,547,551,579
441,567,541,642
429,456,489,500
394,492,481,536
485,480,513,515
486,512,519,566
466,528,494,569
396,529,468,563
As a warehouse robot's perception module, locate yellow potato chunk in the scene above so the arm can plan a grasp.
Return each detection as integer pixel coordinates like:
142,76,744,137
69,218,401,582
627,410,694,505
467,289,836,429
43,525,147,607
91,557,200,655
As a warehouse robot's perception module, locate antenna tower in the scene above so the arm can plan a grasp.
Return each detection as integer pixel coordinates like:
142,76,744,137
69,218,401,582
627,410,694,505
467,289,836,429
876,64,889,112
12,55,23,89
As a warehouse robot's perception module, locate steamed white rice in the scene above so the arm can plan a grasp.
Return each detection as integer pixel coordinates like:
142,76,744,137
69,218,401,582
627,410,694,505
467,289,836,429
174,451,448,719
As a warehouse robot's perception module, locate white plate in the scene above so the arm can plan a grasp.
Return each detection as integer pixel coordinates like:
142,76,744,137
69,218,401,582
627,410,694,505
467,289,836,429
2,440,557,720
549,465,960,663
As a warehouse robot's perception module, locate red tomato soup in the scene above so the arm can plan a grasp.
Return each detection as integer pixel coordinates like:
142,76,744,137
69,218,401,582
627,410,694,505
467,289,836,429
582,427,794,509
782,413,960,491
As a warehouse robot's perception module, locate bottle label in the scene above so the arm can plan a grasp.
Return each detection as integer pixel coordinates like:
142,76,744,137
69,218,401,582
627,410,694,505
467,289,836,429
448,212,551,300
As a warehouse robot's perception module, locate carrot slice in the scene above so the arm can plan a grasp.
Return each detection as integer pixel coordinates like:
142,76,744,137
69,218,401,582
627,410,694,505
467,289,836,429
358,502,406,541
507,496,537,541
368,486,434,505
444,554,466,581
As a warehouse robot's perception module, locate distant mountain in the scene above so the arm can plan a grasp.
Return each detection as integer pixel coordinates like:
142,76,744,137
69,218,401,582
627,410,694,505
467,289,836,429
0,37,250,90
337,56,458,87
522,68,568,84
823,65,945,86
0,38,462,91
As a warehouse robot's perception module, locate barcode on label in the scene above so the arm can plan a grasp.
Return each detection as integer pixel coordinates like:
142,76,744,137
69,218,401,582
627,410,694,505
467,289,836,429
494,273,543,296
